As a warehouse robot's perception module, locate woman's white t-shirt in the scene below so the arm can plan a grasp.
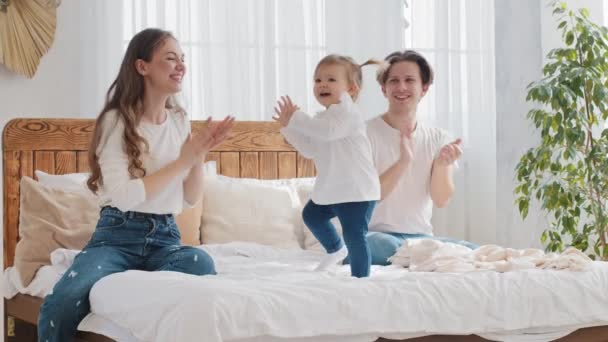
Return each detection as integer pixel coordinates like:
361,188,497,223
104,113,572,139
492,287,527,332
96,109,191,214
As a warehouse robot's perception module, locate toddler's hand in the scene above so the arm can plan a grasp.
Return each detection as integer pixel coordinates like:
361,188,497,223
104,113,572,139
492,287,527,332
273,95,299,127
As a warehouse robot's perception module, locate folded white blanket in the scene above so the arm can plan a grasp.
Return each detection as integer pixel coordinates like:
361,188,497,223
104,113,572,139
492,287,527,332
388,239,593,272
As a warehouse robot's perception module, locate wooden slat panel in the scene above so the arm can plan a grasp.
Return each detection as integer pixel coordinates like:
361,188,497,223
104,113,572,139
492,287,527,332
205,152,220,174
77,151,89,172
56,151,77,174
278,152,297,179
34,151,55,175
20,151,34,179
297,154,316,177
195,121,294,152
4,151,20,268
259,152,278,179
4,119,295,152
3,119,95,151
220,152,240,177
240,152,259,178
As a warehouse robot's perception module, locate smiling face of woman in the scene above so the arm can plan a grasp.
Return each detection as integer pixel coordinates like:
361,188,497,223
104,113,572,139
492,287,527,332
137,37,186,95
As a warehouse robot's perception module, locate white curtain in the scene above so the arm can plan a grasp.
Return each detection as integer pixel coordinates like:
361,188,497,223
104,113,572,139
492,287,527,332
405,0,496,244
74,0,124,115
121,0,404,120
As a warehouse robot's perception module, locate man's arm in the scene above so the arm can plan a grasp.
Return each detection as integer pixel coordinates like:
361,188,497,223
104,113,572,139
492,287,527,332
430,138,462,208
379,132,414,200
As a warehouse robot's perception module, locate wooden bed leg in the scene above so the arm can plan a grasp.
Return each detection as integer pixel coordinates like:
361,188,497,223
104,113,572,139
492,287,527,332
6,316,14,338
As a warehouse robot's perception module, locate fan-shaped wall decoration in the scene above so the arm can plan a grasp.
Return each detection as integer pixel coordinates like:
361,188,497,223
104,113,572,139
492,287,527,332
0,0,61,78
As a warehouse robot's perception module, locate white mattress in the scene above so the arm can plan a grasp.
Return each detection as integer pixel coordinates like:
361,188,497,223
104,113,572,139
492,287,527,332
5,242,608,342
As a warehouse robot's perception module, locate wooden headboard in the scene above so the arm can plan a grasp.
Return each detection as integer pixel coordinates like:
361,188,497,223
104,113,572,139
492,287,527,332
2,119,315,269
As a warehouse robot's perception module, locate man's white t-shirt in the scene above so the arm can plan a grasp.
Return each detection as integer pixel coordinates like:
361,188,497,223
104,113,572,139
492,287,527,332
366,115,452,235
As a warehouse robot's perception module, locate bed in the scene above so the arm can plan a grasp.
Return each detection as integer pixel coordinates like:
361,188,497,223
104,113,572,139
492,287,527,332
3,118,608,342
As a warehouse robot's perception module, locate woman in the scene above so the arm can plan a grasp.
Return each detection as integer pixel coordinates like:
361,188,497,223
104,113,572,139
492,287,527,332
37,28,234,341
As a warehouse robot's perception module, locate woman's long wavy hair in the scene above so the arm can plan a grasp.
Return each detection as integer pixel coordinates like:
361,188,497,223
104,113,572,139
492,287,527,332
87,28,184,193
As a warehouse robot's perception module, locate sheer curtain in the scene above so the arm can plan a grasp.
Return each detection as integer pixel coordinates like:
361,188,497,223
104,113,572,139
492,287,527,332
76,0,124,115
122,0,326,120
405,0,496,244
120,0,405,119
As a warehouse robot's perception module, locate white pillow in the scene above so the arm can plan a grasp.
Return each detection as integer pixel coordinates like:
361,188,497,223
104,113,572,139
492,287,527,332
201,174,303,249
35,170,93,195
213,175,314,189
296,182,343,251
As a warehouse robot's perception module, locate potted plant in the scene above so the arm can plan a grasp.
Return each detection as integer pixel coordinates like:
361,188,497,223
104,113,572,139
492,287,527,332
515,1,608,260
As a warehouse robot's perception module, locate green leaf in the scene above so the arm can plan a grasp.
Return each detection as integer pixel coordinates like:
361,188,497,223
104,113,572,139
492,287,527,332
566,31,575,45
541,230,548,244
553,7,566,15
519,199,530,219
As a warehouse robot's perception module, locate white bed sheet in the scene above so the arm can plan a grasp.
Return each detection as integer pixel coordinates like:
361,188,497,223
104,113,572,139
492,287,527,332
5,242,608,342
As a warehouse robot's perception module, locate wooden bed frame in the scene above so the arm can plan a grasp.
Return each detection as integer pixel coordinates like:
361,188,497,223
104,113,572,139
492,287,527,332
3,119,608,342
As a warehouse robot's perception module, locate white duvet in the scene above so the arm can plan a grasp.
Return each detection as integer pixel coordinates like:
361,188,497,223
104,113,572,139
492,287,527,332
79,242,608,342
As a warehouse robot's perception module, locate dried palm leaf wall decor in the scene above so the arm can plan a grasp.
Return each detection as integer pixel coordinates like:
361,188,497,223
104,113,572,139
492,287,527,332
0,0,61,78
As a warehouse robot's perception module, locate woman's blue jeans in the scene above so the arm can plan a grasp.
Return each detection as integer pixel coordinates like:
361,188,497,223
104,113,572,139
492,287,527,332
37,206,216,342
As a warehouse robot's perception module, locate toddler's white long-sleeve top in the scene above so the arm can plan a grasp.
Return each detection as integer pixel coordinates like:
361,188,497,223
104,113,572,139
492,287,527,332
280,93,380,205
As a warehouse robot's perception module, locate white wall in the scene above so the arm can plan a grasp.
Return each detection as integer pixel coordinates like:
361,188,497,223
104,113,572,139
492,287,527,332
495,0,547,249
